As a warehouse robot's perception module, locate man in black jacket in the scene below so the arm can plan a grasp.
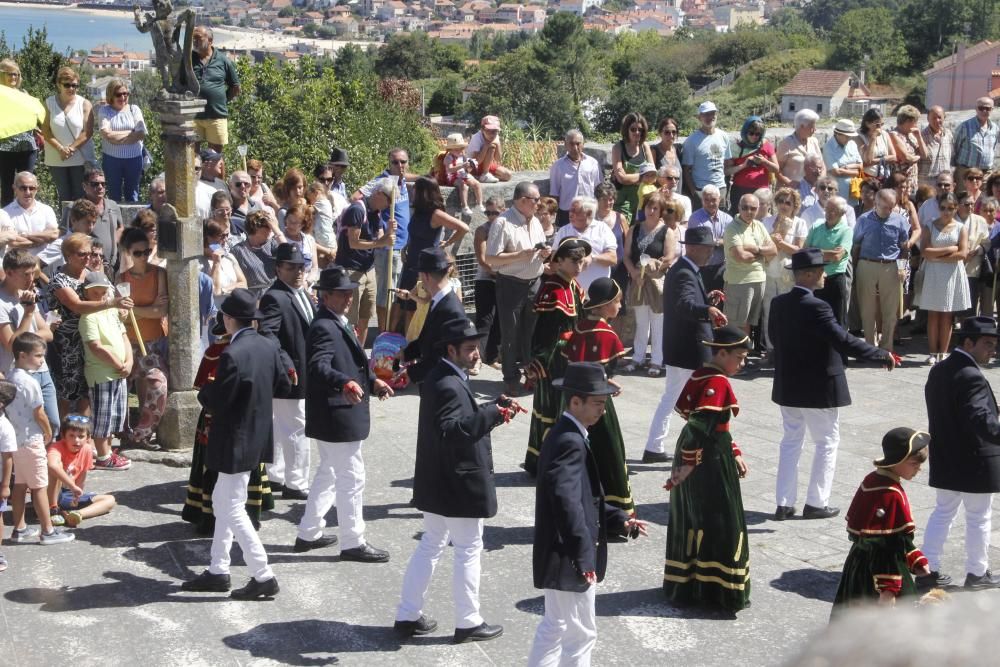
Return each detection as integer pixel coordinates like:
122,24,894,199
920,316,1000,590
529,362,647,666
399,247,466,384
183,289,294,600
258,243,315,500
394,319,524,644
294,266,393,562
769,248,894,521
643,226,727,462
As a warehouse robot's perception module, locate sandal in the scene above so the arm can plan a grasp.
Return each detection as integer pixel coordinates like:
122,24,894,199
65,511,83,528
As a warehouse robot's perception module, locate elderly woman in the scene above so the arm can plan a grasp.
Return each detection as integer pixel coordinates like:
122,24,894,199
610,111,655,223
230,210,278,299
43,66,94,203
857,108,897,183
247,158,280,214
889,105,927,195
0,59,45,208
726,116,778,215
777,109,823,187
761,187,807,353
650,117,684,196
917,192,970,364
822,119,864,204
98,78,146,203
199,219,247,311
955,190,991,316
806,196,854,326
206,190,242,251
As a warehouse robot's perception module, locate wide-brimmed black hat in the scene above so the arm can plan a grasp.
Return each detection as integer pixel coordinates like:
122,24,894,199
329,147,350,167
584,277,621,310
681,226,714,246
416,247,452,273
703,324,752,350
274,242,306,265
874,427,929,468
436,318,487,348
551,236,592,261
957,316,999,339
210,311,226,337
553,361,616,396
220,288,264,320
789,247,826,271
314,265,359,291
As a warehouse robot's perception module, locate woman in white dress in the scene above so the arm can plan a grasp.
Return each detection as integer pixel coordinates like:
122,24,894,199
917,192,970,364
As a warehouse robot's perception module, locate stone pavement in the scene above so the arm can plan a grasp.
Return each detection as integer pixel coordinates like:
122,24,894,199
2,344,1000,666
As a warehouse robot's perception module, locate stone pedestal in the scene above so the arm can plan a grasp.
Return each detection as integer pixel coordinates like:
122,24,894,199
151,97,207,451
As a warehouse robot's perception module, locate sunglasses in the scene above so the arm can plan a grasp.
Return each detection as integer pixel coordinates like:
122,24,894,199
131,248,153,258
521,196,540,202
661,129,677,135
818,186,837,192
234,181,251,187
16,185,37,191
65,414,91,425
115,92,129,98
967,176,984,181
88,181,106,188
318,177,334,184
629,126,643,133
485,210,500,216
978,106,994,111
60,81,79,89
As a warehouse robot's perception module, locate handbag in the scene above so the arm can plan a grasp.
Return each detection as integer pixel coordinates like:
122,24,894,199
141,146,153,171
849,169,864,200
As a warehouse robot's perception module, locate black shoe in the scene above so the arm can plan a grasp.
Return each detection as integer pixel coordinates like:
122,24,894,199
453,621,503,644
916,570,953,589
773,506,795,521
340,543,390,563
230,576,279,600
802,504,840,519
293,534,339,553
394,615,438,638
964,570,1000,590
181,570,231,592
641,450,672,464
269,482,286,494
281,488,309,500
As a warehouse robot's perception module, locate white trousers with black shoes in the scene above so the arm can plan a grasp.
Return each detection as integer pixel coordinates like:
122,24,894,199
396,513,484,630
268,398,311,492
209,471,274,582
775,406,840,508
922,489,993,577
297,439,366,550
644,365,695,455
527,585,598,667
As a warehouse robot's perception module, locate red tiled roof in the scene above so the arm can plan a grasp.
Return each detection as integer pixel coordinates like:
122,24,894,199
780,69,852,97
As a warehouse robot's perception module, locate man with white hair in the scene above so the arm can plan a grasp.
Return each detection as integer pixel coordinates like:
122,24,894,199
687,184,731,291
723,193,776,336
551,196,617,290
797,154,826,211
919,105,952,188
806,195,854,325
952,96,998,187
682,101,731,208
2,172,58,261
777,109,824,189
801,175,856,228
659,165,691,223
549,129,603,229
228,170,261,235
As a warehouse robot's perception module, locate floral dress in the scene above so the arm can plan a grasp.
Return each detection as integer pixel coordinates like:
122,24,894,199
47,270,89,402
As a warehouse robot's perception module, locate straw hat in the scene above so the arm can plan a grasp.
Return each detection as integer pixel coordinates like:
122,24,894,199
444,133,468,150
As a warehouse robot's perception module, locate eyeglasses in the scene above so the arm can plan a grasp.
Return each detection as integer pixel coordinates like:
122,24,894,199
16,185,37,191
939,205,958,212
60,81,79,89
391,159,408,165
88,181,106,188
661,129,677,135
65,414,91,425
318,177,334,184
115,92,129,98
234,181,251,187
967,176,984,181
521,196,540,202
959,200,975,207
978,106,994,111
629,126,643,133
818,186,837,192
194,166,202,172
485,210,500,217
213,208,232,217
131,248,153,258
740,205,758,211
663,175,679,181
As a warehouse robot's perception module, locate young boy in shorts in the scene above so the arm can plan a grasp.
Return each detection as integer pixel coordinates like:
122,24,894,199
6,332,74,544
47,414,117,528
0,379,17,569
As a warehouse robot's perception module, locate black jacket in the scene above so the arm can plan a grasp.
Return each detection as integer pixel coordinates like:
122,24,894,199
662,257,713,370
258,279,316,400
532,415,628,592
404,289,466,384
305,307,376,443
926,350,1000,493
412,359,501,518
199,328,293,474
769,286,889,409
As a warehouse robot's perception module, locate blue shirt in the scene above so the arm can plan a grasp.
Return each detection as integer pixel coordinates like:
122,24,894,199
853,209,910,261
822,136,863,201
359,170,410,251
953,117,1000,170
681,129,731,190
688,207,732,265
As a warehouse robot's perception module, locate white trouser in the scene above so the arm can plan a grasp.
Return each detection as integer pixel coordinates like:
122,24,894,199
527,585,598,667
297,439,366,550
396,512,484,630
775,406,840,508
209,471,274,581
922,489,993,576
644,365,695,454
631,305,663,367
267,398,311,491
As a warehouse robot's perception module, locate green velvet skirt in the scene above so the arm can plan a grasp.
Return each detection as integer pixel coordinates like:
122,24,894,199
588,398,634,515
832,535,917,617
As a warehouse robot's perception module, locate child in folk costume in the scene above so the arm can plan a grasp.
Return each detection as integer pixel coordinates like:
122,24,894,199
524,237,590,477
832,427,931,613
561,277,634,516
663,325,751,612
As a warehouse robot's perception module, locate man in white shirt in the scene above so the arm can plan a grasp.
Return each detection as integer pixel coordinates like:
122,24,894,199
549,130,603,228
195,155,220,220
551,196,616,290
2,171,58,260
659,165,692,223
801,175,856,228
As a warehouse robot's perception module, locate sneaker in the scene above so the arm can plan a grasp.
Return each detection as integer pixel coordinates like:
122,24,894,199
476,203,485,212
461,206,474,218
50,510,66,528
8,526,40,543
480,173,499,184
926,355,937,366
647,366,663,377
64,511,83,528
93,451,131,471
964,570,1000,590
916,570,953,589
39,527,75,545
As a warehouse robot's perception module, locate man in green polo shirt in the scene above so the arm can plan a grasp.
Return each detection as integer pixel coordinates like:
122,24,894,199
805,196,853,326
723,193,777,336
192,26,241,152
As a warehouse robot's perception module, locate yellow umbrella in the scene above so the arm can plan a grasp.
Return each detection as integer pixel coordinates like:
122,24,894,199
0,85,45,139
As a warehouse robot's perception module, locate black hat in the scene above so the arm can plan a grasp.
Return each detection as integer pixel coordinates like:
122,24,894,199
874,427,929,468
220,288,263,321
682,226,714,246
789,247,826,271
329,147,350,167
436,318,487,348
199,148,222,162
584,277,621,310
553,361,617,396
314,264,359,291
703,324,752,350
957,316,999,339
551,236,592,261
274,242,306,265
210,311,226,337
416,247,452,273
0,379,17,408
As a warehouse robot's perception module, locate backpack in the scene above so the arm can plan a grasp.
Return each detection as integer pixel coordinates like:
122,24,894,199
431,150,449,186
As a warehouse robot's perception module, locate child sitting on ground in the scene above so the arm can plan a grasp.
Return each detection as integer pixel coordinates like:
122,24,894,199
832,427,931,613
0,380,18,570
443,133,484,218
47,414,117,528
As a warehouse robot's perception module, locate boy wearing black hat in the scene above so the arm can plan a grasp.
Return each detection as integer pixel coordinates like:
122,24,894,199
832,427,931,612
524,237,589,477
663,325,752,612
529,362,647,665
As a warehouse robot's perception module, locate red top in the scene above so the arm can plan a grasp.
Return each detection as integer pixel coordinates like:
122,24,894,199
194,341,228,389
731,142,775,189
675,366,740,419
50,439,93,486
534,274,583,317
562,318,626,365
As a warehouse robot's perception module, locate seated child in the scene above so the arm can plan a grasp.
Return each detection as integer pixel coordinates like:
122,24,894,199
47,414,116,528
443,133,483,217
0,380,18,571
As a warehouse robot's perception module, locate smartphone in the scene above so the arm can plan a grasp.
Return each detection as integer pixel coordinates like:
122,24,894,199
209,243,222,253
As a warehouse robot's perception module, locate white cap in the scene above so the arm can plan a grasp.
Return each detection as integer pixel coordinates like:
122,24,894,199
698,101,718,114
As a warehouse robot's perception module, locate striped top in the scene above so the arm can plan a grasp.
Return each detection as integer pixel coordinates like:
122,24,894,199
98,104,146,159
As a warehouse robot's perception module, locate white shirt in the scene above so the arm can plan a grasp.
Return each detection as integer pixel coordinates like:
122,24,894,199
549,154,603,211
196,180,220,220
430,281,454,311
801,202,856,229
918,198,940,227
562,411,590,440
2,199,58,257
552,219,618,290
0,414,16,453
442,357,469,381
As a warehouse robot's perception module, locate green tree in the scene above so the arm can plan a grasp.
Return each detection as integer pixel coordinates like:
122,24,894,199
374,31,436,80
802,0,898,33
431,41,468,73
595,66,694,134
897,0,988,70
533,12,609,132
426,76,463,116
828,8,908,82
333,43,375,82
705,27,778,73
